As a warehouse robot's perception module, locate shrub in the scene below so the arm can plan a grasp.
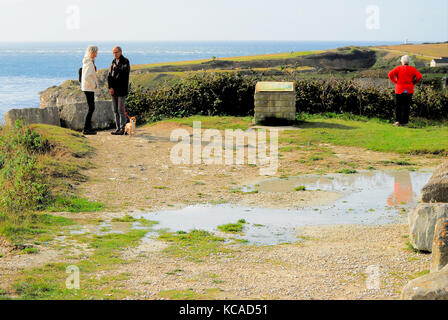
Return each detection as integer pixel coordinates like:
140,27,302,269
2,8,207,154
126,72,260,123
125,73,448,124
0,121,51,215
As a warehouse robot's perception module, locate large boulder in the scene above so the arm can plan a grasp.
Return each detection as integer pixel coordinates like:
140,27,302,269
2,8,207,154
40,74,115,131
431,218,448,273
421,162,448,203
401,264,448,300
57,100,115,131
409,203,448,252
5,107,60,127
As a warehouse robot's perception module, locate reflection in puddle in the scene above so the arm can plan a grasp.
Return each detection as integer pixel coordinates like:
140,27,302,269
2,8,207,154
140,170,433,246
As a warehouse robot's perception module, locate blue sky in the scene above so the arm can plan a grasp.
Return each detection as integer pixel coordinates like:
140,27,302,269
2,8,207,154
0,0,446,42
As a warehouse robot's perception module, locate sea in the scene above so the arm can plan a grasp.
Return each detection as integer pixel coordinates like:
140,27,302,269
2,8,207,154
0,41,402,122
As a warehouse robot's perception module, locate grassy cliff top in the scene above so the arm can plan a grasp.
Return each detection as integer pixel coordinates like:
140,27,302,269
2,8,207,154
373,43,448,60
130,43,448,72
40,43,448,98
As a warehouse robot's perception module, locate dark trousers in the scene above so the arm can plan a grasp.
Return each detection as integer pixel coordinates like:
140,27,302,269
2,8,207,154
395,93,412,125
112,96,128,130
84,91,95,131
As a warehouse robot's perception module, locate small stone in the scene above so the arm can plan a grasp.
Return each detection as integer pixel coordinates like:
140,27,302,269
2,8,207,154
431,218,448,273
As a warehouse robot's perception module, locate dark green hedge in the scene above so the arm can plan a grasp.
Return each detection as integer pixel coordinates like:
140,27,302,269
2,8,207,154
126,72,448,123
126,72,260,123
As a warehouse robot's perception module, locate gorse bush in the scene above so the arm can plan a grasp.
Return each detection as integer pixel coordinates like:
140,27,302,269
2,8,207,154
126,72,448,123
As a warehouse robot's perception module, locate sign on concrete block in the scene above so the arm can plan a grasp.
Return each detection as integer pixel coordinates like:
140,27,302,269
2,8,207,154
255,82,294,93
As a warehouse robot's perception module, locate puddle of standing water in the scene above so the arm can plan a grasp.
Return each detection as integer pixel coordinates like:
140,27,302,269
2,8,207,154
139,170,433,246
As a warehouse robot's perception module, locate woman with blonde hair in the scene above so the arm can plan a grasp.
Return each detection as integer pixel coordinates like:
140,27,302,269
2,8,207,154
388,55,423,127
81,45,99,135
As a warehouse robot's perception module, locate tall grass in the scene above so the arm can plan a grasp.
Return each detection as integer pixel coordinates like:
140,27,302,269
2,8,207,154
0,121,51,222
0,121,101,243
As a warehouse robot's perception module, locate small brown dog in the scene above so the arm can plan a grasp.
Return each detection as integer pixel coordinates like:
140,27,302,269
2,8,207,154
125,117,137,137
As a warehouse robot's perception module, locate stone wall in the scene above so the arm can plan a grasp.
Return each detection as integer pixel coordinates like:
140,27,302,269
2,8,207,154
5,107,60,127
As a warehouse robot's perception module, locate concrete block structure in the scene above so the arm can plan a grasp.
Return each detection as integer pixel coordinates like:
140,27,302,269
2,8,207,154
254,82,296,124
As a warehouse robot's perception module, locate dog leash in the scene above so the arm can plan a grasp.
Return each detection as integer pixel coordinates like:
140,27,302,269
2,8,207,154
113,95,131,120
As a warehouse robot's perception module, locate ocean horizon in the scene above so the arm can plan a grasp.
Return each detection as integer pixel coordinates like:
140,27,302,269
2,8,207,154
0,40,404,121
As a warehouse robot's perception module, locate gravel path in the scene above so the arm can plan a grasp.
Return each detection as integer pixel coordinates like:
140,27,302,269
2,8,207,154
111,224,431,300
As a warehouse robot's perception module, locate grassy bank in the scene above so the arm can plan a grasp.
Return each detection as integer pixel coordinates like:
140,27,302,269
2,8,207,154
0,122,102,245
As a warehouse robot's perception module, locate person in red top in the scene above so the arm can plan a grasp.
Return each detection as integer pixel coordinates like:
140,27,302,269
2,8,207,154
388,55,423,126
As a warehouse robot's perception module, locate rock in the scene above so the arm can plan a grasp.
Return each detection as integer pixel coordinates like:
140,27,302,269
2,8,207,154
401,265,448,300
57,100,115,131
39,73,115,131
40,73,110,109
421,162,448,203
431,218,448,273
5,107,60,127
409,203,448,252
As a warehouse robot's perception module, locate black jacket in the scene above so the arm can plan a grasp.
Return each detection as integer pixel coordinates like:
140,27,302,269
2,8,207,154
107,55,130,96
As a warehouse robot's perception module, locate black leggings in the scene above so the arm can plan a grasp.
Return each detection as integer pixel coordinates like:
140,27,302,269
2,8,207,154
84,91,95,130
395,93,412,125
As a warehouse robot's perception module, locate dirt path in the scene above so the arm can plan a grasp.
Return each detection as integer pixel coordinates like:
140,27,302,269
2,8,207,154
78,123,440,211
1,123,441,299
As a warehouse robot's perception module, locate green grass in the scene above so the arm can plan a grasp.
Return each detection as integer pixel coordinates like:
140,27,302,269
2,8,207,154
338,169,358,174
46,196,104,213
111,215,138,223
154,116,253,131
0,212,75,244
10,219,157,300
0,123,97,243
158,288,223,300
158,230,229,262
285,113,448,156
404,241,428,254
218,220,247,234
30,124,92,158
132,50,325,71
21,247,38,254
151,114,448,156
12,262,133,300
409,270,430,280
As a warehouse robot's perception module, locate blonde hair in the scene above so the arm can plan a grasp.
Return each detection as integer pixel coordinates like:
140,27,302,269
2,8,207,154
84,45,98,59
401,55,410,65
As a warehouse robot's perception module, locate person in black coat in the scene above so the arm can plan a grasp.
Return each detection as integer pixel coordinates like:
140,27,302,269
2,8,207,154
108,46,131,135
